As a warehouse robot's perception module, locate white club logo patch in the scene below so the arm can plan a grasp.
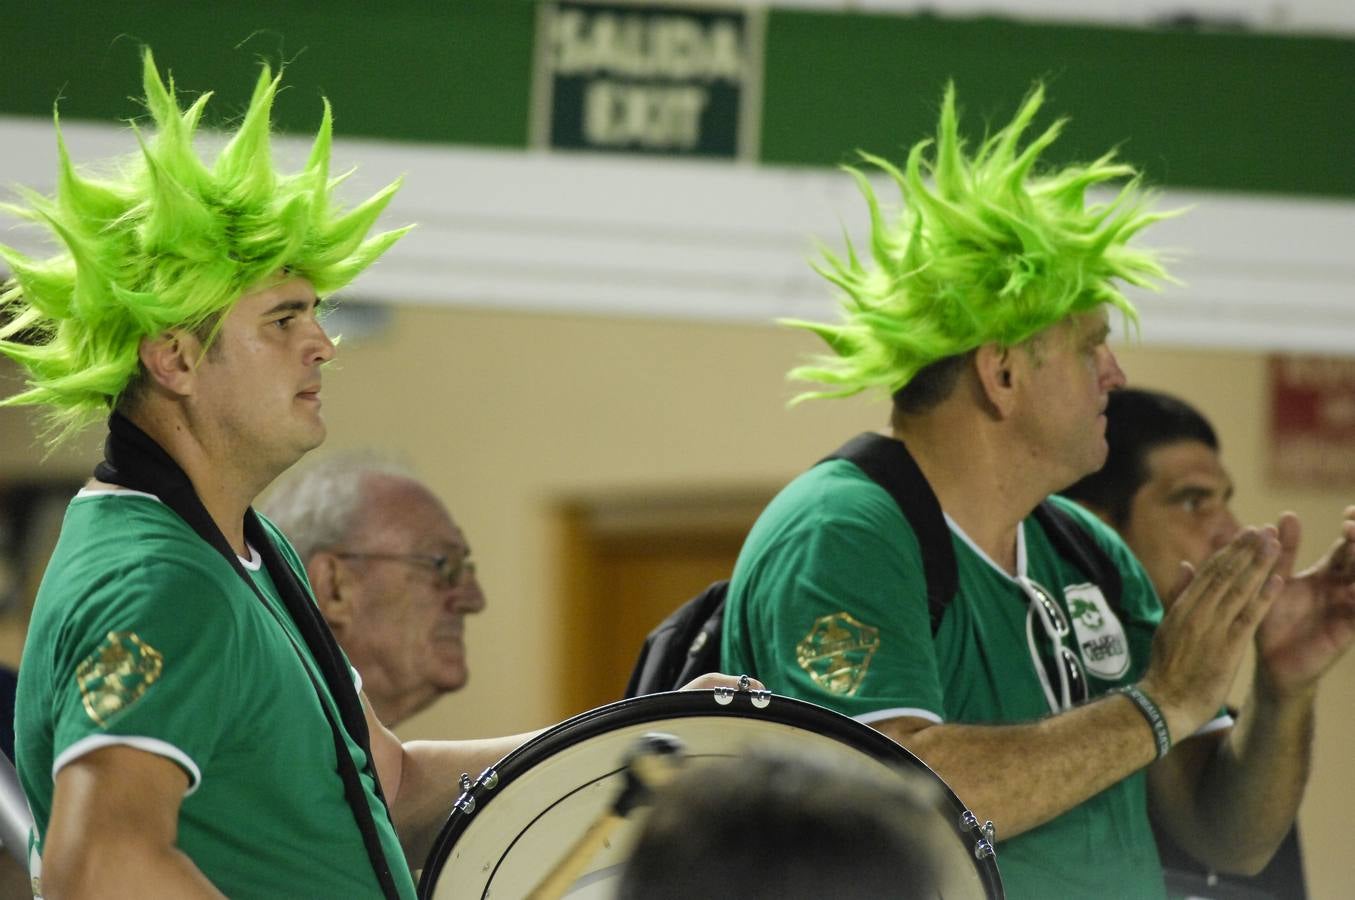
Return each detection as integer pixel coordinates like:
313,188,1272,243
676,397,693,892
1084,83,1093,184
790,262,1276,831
1063,583,1129,680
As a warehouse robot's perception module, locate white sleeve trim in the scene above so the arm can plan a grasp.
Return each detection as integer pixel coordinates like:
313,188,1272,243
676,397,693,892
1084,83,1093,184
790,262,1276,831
1193,712,1235,737
75,488,161,502
53,735,203,796
853,706,944,726
350,666,363,695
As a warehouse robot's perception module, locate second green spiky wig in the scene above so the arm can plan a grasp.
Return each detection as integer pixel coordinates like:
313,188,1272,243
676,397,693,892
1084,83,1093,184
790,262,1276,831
786,83,1173,401
0,48,411,440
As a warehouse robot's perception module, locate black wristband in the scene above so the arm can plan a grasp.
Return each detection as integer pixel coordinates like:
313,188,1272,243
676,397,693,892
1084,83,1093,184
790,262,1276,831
1115,685,1172,760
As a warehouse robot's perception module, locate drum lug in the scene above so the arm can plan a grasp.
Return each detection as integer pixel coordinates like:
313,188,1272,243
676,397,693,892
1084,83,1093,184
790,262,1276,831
452,772,478,816
959,810,998,860
959,811,997,838
715,676,772,707
478,766,500,791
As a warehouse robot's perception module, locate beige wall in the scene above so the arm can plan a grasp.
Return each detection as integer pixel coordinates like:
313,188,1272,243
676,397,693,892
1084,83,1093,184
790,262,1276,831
2,308,1352,894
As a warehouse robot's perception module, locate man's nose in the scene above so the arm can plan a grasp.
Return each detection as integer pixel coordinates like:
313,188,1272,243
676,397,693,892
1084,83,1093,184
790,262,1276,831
449,577,486,614
309,320,337,366
1212,506,1242,550
1100,346,1127,391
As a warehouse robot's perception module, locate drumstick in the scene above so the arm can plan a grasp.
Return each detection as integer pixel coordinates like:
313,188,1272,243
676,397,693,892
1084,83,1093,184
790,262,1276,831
526,733,685,900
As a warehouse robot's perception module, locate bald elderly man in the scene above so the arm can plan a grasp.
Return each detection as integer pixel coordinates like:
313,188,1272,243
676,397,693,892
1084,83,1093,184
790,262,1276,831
265,460,484,726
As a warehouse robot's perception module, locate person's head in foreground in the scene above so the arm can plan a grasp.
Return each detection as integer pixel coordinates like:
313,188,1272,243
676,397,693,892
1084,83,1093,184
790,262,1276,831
616,746,945,899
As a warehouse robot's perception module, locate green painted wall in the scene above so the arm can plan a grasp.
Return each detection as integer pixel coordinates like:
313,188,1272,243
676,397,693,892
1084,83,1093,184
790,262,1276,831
3,3,537,148
4,3,1352,196
761,12,1355,197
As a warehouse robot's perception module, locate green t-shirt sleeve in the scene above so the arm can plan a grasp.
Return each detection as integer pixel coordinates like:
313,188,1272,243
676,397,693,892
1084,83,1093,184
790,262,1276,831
49,549,243,792
728,467,946,721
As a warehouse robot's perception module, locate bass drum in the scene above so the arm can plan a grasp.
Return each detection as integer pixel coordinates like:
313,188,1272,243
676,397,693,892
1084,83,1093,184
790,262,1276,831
419,690,1003,899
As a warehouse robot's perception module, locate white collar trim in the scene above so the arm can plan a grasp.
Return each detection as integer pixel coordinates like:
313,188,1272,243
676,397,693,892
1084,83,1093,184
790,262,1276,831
943,512,1028,581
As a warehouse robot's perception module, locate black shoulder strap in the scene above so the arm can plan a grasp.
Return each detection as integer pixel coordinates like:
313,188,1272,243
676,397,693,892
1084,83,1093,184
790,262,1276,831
820,433,957,634
821,433,1123,631
1033,501,1124,612
95,413,401,900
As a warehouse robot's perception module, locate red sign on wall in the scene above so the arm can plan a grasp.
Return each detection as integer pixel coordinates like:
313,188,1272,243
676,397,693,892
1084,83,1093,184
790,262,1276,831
1268,354,1355,486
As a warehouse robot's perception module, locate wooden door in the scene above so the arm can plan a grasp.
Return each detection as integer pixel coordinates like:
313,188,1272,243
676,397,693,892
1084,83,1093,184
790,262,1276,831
552,488,773,719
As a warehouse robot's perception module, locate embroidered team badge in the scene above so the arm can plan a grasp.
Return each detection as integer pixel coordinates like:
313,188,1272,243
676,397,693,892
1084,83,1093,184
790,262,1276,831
76,631,165,726
795,612,880,696
1064,583,1129,680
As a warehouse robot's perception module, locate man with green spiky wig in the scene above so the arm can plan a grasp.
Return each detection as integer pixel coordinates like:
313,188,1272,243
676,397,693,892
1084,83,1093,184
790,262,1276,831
722,85,1355,899
1,51,754,898
0,48,432,899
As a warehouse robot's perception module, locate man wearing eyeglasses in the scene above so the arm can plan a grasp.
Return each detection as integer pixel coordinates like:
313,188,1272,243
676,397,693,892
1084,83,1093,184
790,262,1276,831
722,85,1355,900
264,460,486,727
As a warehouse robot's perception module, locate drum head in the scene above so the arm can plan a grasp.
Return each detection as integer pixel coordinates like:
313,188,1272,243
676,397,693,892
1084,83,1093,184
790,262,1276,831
420,691,1003,899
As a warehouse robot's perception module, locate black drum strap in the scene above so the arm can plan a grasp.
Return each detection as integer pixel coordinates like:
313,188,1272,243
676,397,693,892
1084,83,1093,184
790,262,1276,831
94,412,402,900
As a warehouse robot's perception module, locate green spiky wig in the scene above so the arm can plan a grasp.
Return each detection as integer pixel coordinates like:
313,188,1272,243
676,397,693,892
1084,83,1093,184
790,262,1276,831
0,48,411,440
785,83,1173,402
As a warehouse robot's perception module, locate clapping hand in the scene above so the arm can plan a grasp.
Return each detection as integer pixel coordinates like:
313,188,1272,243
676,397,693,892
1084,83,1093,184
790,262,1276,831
1255,507,1355,698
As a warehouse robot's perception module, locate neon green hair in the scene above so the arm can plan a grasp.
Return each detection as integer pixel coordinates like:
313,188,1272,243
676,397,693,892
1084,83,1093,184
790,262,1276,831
785,83,1173,401
0,48,411,439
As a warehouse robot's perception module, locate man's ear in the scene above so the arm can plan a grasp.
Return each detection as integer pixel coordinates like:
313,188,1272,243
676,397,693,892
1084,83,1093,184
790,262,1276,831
308,553,354,634
973,342,1018,419
138,330,202,398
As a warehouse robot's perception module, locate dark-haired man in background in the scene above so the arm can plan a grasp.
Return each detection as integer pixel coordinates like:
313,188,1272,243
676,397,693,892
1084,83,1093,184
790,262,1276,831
1064,388,1307,900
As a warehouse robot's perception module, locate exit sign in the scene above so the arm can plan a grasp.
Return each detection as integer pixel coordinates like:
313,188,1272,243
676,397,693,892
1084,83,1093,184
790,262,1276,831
533,1,764,159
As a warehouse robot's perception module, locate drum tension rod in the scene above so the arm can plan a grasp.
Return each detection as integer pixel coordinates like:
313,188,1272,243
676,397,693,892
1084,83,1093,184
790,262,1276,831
453,774,477,816
451,767,500,818
713,674,772,708
960,810,998,861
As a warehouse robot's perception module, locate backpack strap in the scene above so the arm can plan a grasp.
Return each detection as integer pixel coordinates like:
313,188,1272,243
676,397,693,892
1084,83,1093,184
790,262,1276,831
820,433,957,634
624,580,729,698
1033,500,1124,614
624,436,1129,698
823,433,1124,631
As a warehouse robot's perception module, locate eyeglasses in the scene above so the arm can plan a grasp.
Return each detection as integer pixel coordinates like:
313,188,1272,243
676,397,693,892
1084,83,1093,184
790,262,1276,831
1016,576,1088,712
332,551,475,588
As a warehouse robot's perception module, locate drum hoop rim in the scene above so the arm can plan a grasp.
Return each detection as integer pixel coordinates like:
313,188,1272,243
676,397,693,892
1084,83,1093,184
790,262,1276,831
417,690,1004,899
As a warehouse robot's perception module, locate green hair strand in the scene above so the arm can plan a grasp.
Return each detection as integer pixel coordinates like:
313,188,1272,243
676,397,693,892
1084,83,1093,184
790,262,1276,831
784,83,1176,403
0,48,412,441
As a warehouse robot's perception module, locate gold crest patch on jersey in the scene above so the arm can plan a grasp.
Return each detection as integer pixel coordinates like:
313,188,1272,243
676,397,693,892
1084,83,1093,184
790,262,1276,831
796,612,880,696
76,631,165,726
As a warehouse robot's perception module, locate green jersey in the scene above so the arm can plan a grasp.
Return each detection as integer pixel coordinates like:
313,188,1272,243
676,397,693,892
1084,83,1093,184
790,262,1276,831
723,459,1223,900
16,490,415,899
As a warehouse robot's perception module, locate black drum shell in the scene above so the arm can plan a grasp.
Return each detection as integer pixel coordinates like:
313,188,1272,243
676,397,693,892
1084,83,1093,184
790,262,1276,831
419,690,1004,899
